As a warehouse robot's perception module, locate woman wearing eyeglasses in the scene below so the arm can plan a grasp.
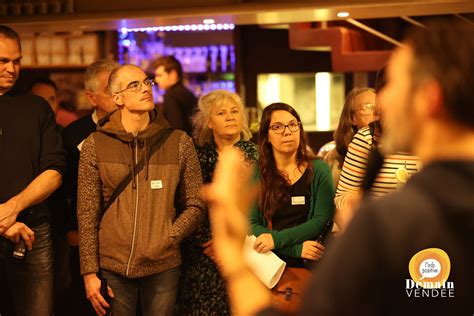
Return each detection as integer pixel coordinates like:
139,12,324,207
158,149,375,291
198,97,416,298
324,88,377,232
334,74,421,232
324,88,377,188
250,103,335,269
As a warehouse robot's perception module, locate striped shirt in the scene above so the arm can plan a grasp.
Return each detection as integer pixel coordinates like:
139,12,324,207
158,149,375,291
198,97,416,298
335,127,422,211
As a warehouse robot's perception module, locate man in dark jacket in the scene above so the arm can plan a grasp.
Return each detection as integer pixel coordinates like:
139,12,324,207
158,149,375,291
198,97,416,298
0,25,66,316
205,19,474,316
154,55,197,136
60,59,119,315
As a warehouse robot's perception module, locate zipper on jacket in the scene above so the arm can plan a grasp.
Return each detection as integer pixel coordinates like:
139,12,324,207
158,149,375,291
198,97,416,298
126,136,140,276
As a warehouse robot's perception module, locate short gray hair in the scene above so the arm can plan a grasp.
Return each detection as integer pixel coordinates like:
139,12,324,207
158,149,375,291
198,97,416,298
84,59,120,92
192,90,252,147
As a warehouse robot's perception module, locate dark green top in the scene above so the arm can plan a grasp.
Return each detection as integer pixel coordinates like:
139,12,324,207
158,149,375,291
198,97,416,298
250,159,335,258
177,139,258,315
197,139,258,184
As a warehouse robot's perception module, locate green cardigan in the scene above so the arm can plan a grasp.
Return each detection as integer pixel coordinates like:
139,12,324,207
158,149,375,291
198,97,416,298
250,159,335,258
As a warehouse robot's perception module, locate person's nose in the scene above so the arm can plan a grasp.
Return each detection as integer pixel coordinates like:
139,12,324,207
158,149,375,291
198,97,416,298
225,112,235,121
141,82,152,93
4,61,15,73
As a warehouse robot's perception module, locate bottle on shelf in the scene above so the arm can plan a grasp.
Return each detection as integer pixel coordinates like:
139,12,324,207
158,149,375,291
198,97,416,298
219,45,228,73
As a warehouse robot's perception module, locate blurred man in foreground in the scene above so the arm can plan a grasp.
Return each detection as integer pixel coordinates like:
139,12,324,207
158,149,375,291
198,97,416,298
206,19,474,316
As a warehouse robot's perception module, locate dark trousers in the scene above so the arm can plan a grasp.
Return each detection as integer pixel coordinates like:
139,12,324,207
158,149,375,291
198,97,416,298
102,267,180,316
0,222,53,316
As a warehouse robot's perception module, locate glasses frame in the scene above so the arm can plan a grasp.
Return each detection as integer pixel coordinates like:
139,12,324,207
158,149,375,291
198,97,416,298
355,103,377,115
269,121,301,134
114,78,155,94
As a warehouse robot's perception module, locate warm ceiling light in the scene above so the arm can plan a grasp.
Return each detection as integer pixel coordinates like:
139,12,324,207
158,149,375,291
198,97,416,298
203,19,215,24
337,12,350,18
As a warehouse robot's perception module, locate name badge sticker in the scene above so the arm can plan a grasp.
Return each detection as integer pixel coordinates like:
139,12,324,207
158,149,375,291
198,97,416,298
77,140,85,151
151,180,163,189
291,196,305,205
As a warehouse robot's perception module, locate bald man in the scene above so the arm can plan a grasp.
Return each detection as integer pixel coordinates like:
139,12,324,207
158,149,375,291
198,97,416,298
77,65,205,315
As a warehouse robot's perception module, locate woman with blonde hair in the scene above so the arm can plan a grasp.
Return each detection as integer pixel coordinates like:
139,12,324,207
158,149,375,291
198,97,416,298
177,90,258,315
192,90,256,181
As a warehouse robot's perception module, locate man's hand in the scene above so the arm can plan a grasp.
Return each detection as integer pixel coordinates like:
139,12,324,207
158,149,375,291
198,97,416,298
254,233,275,253
0,170,62,234
204,148,272,315
2,222,35,251
0,201,19,234
301,241,325,261
83,273,114,316
204,148,255,277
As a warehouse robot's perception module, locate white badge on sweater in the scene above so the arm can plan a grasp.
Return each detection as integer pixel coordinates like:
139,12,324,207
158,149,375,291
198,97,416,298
151,180,163,189
77,140,85,151
291,196,305,205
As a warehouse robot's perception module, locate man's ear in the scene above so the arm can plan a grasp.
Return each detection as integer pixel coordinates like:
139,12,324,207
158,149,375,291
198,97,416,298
420,80,444,119
170,69,179,83
113,93,124,107
85,91,98,109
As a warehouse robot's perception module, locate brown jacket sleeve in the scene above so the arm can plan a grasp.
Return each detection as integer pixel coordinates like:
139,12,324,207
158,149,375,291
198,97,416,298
169,133,205,243
77,135,103,275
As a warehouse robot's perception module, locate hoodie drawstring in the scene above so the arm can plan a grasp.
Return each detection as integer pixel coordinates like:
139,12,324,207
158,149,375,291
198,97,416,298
144,139,149,181
128,137,150,189
129,140,137,189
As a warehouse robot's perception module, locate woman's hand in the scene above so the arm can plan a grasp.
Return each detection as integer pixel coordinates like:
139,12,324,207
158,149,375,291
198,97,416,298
301,240,325,261
254,233,275,253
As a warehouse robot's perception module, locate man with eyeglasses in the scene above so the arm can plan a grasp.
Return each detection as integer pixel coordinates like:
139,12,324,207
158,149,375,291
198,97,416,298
205,19,474,316
77,64,205,315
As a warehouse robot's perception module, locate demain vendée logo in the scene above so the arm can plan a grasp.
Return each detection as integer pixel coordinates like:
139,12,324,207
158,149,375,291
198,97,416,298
405,248,454,298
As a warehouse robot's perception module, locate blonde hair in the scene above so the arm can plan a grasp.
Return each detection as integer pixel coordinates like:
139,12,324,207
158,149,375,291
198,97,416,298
334,87,375,157
192,90,252,147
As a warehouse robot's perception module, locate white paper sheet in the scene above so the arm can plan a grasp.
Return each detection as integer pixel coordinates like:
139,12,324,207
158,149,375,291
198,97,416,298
243,235,286,289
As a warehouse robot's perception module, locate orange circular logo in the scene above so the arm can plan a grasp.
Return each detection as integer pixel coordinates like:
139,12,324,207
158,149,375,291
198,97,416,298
408,248,451,288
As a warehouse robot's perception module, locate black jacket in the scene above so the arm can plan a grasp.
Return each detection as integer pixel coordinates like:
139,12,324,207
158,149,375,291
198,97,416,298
162,82,197,136
261,160,474,316
61,113,96,231
0,93,66,226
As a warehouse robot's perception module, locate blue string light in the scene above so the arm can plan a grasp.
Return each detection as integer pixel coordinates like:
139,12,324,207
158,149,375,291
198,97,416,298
120,23,235,34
